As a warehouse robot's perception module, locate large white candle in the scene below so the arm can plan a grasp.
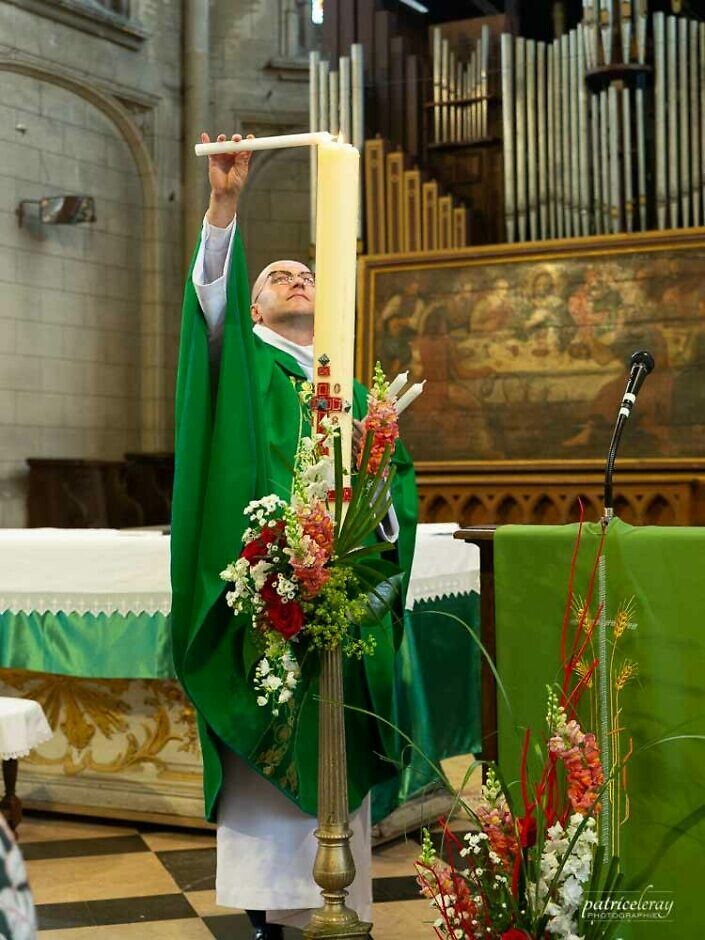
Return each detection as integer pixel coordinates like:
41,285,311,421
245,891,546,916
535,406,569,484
194,132,333,156
387,371,409,399
396,381,426,415
312,138,360,503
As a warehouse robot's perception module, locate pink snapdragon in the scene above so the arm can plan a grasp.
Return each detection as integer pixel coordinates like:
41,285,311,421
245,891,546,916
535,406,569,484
549,718,605,815
358,396,399,477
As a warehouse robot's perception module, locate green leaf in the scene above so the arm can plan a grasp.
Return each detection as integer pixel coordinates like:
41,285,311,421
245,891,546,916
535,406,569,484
353,421,378,480
333,429,344,540
337,463,396,555
348,557,401,583
345,558,404,630
357,572,404,627
338,542,395,563
337,445,394,552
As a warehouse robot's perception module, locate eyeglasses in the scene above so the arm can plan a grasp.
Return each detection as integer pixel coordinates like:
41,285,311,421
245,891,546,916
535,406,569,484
268,270,315,288
252,269,315,304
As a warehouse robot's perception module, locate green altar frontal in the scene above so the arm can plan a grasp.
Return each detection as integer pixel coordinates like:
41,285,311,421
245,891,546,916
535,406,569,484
495,518,705,940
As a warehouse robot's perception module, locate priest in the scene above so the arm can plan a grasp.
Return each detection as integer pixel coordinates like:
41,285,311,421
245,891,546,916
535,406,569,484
170,133,418,939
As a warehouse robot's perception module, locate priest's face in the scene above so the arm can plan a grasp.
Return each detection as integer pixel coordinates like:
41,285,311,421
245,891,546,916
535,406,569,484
250,260,315,332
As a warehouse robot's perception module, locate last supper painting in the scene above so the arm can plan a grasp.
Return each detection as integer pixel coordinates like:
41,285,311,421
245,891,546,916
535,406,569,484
359,236,705,466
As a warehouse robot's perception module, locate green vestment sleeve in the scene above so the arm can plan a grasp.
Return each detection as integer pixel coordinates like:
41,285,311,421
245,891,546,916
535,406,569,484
171,233,418,823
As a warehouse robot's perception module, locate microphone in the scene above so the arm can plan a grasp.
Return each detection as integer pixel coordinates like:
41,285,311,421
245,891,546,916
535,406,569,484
617,350,655,420
603,349,655,523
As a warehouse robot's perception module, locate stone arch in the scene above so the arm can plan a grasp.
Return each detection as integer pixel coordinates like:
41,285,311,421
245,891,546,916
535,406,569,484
0,56,166,451
237,145,311,285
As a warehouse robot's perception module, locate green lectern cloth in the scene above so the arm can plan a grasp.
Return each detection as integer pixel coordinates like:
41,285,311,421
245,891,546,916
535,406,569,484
495,518,705,938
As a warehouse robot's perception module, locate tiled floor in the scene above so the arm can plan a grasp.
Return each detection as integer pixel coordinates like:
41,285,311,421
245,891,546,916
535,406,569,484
17,756,482,939
16,812,432,938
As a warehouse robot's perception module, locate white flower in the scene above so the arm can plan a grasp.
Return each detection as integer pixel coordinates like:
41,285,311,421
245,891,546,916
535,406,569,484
561,876,584,907
250,560,272,590
256,696,268,707
245,494,285,515
225,591,243,610
262,674,283,692
258,658,271,676
282,651,300,674
537,815,595,939
278,688,293,705
562,852,591,882
275,575,297,599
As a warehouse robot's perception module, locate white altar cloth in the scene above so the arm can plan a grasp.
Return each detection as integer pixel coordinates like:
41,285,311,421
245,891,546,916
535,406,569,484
405,523,480,607
0,528,172,616
0,524,479,616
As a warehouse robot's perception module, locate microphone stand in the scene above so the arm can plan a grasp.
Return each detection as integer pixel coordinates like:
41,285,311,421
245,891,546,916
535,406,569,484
601,349,655,527
597,350,654,854
601,415,626,527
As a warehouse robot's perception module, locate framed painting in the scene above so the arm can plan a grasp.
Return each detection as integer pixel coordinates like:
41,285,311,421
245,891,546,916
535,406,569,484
356,230,705,470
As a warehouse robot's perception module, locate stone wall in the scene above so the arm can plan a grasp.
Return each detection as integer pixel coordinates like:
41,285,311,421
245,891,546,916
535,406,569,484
1,76,147,524
0,0,314,527
209,0,315,285
0,0,184,526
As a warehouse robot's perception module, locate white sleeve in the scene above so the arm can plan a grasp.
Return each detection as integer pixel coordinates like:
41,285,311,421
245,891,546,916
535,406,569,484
377,503,400,543
192,215,237,333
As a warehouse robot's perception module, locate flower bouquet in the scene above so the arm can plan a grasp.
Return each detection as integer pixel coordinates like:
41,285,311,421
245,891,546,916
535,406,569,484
415,524,634,940
220,364,411,713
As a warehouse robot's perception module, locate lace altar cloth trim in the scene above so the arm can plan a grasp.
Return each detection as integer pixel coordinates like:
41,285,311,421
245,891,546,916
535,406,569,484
405,571,480,608
0,593,172,617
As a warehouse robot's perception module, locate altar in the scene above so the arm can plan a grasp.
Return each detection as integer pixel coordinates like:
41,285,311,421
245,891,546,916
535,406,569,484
0,524,480,828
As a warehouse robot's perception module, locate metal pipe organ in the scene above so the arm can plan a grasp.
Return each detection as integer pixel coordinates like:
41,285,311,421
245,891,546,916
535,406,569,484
501,3,705,243
430,25,492,146
308,4,705,254
309,44,365,244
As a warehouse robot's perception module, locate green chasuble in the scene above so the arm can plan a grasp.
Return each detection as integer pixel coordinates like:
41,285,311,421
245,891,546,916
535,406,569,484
171,231,418,823
495,519,705,940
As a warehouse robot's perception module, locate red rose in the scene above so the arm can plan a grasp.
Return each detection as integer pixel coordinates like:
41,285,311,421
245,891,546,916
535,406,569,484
501,930,532,940
241,520,285,563
261,576,304,639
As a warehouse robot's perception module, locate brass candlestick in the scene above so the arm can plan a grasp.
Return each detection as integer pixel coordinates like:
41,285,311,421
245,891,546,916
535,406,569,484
304,645,372,939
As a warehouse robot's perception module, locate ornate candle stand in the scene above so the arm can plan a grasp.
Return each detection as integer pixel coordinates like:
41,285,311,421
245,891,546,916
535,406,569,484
304,645,371,939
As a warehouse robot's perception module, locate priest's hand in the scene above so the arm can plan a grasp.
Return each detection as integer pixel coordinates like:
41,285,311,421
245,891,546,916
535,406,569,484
203,132,254,228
